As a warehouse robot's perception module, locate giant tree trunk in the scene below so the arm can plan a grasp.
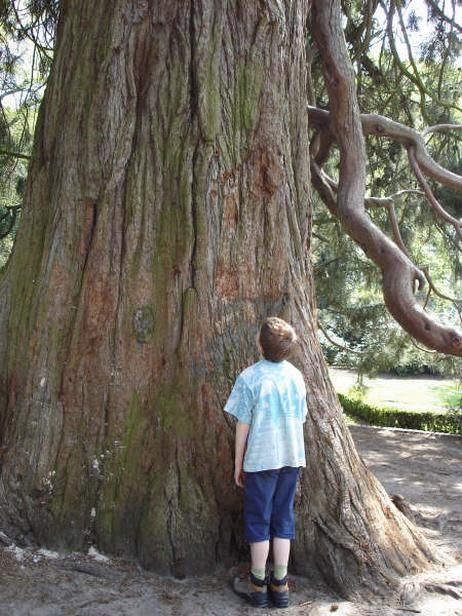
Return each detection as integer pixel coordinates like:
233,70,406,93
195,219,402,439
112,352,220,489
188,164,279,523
0,0,434,596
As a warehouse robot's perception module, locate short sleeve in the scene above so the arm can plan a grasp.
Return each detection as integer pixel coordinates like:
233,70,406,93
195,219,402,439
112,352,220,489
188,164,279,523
301,392,308,422
299,377,308,422
224,375,253,424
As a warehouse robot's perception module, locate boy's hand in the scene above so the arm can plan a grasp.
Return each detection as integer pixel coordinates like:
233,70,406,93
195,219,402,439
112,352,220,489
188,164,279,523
234,466,245,488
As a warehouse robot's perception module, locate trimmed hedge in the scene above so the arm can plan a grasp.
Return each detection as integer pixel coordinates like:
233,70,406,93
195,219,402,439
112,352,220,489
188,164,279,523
338,393,462,436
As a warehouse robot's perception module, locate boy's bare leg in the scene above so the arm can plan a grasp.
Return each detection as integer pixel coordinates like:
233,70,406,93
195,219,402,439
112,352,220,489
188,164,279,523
250,540,270,579
272,537,290,579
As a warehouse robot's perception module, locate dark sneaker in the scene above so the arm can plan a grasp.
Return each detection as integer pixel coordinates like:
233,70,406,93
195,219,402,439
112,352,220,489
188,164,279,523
232,572,268,608
268,573,289,608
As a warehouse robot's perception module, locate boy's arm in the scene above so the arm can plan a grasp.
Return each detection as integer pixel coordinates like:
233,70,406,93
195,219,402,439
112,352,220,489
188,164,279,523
234,421,250,488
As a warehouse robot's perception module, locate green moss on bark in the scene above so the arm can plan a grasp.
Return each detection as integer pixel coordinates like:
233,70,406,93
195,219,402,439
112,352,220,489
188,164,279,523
237,61,264,133
97,391,144,539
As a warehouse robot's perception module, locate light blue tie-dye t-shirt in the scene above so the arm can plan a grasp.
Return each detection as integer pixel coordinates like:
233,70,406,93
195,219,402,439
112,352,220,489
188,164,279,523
224,359,308,472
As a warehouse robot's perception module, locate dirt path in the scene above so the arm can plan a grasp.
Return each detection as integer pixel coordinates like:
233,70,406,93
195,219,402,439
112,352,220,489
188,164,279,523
1,425,461,616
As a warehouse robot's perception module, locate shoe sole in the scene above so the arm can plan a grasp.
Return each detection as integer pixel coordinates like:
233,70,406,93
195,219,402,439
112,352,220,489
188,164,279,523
269,590,289,608
231,578,269,608
271,598,289,608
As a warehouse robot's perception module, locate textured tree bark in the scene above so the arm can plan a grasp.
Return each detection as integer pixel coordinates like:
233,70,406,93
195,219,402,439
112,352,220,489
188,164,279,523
0,0,434,596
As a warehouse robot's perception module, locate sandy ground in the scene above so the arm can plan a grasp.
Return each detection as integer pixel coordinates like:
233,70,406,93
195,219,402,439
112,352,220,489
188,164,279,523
1,425,462,616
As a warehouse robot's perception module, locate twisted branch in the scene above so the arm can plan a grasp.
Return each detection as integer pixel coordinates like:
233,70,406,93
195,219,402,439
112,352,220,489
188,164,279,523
311,0,462,357
423,124,462,137
313,165,415,259
308,106,462,192
408,146,462,239
421,267,462,328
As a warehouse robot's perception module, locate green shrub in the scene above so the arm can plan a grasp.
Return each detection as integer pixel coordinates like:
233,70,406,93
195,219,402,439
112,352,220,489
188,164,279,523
338,393,462,436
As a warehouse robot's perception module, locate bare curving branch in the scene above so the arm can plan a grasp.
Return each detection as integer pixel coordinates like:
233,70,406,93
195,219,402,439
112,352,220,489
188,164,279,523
318,319,365,356
423,124,462,137
365,197,411,259
311,0,462,357
408,146,462,240
360,114,462,192
309,105,462,254
308,105,462,192
312,163,414,259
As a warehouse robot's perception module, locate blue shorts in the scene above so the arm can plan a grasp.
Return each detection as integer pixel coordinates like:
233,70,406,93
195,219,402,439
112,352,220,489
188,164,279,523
243,466,300,543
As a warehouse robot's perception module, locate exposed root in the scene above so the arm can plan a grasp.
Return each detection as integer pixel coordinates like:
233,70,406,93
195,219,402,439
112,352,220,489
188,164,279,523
57,562,122,580
391,495,416,522
390,494,452,532
424,582,462,599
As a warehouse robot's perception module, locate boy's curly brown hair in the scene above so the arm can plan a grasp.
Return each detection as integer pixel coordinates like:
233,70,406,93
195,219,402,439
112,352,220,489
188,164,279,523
258,317,297,362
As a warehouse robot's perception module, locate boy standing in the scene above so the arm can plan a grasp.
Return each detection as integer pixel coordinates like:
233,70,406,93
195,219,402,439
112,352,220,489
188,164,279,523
224,317,307,608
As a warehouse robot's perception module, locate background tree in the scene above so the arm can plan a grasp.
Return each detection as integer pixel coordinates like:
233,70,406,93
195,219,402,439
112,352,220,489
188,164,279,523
0,0,55,267
312,0,462,374
1,0,460,599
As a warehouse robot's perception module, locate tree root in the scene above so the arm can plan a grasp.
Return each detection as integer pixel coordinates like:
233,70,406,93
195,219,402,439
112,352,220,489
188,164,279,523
57,562,121,580
390,494,453,532
424,582,462,599
391,495,416,522
400,578,462,610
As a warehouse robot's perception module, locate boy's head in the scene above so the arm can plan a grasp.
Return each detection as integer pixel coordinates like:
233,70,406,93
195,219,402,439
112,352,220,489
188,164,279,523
258,317,297,362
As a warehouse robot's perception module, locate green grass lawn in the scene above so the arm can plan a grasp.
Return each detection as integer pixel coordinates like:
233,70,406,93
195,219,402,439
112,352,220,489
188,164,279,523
329,368,462,413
